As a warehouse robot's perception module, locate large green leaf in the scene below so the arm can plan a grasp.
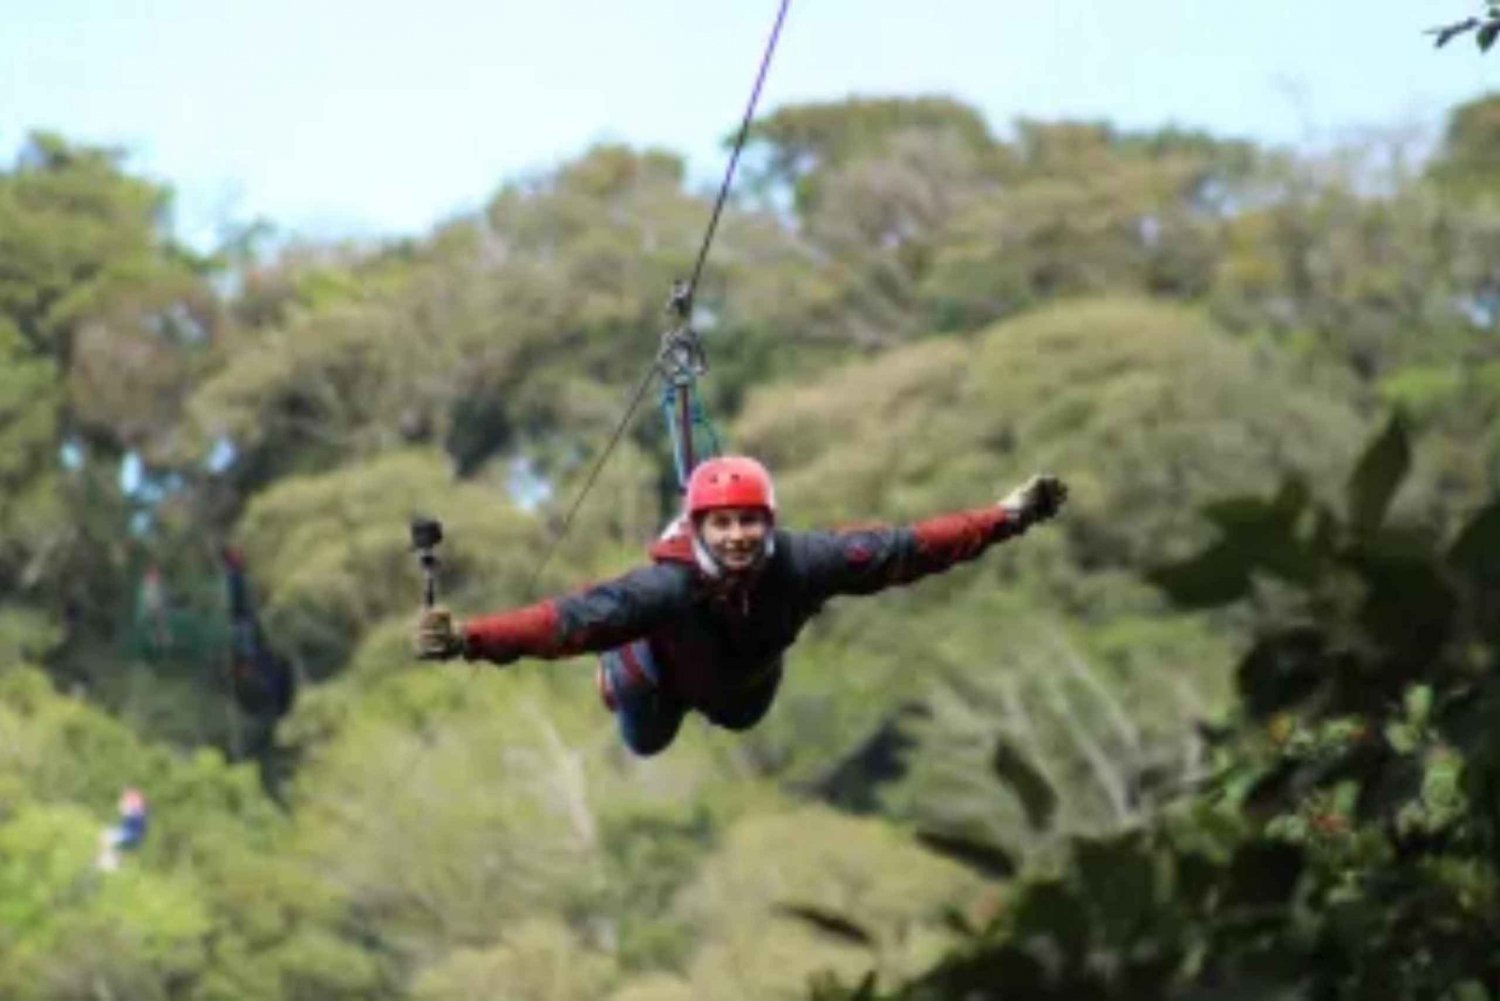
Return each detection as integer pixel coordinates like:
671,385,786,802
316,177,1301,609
1202,476,1308,533
1147,540,1254,609
914,830,1018,880
1072,833,1157,947
910,944,1049,1000
1012,880,1091,964
1200,496,1286,533
1168,480,1323,594
1447,496,1500,588
1235,626,1328,719
1346,413,1411,536
1481,20,1500,52
991,736,1058,832
1353,545,1456,668
775,904,876,947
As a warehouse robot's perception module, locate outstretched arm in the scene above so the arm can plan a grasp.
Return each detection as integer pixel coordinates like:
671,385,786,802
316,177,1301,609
417,562,692,665
795,474,1067,599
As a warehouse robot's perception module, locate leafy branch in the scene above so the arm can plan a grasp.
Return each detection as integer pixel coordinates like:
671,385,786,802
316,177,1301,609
1429,5,1500,51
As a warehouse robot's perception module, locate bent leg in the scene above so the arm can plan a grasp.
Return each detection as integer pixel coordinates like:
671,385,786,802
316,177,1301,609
705,659,784,732
617,689,687,757
599,640,687,757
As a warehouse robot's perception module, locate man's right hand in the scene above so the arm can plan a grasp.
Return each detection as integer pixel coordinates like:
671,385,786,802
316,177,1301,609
415,606,465,661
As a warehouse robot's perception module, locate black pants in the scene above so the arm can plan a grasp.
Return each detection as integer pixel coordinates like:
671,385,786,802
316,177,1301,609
600,639,783,756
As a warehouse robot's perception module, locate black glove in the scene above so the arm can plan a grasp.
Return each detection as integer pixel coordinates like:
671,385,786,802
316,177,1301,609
999,474,1068,528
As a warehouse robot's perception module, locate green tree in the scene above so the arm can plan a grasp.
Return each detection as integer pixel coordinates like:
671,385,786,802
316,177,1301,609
410,919,617,1001
807,418,1500,998
0,666,381,1000
680,807,980,1000
746,98,1001,217
923,124,1257,330
1427,93,1500,203
0,132,220,669
232,449,547,678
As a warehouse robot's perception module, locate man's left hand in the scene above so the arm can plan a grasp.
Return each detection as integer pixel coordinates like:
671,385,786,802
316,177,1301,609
1000,474,1068,528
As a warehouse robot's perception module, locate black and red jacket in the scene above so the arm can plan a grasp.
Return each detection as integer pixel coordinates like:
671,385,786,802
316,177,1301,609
463,505,1024,714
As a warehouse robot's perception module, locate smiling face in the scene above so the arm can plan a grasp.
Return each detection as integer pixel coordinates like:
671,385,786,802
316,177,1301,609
697,506,771,573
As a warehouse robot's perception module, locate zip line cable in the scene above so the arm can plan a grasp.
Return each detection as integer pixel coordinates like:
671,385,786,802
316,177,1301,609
683,0,792,314
522,362,660,597
520,0,792,598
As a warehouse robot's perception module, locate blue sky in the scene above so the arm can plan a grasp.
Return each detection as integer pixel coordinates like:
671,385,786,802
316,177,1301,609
3,0,1496,248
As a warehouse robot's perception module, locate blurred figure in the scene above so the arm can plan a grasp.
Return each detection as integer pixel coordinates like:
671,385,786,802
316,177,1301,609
223,547,296,719
96,787,149,873
137,564,171,655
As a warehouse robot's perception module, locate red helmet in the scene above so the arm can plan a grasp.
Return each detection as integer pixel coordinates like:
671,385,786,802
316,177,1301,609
686,456,776,519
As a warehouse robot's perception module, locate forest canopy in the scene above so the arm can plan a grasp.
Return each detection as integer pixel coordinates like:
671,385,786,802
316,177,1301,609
2,88,1499,999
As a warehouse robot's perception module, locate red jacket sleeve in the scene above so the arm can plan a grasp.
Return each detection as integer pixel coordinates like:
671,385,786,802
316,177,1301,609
906,505,1024,575
790,505,1024,600
462,563,693,664
462,600,563,663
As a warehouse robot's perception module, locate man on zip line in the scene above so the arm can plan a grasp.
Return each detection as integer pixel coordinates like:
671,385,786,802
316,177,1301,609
412,0,1067,757
414,457,1067,756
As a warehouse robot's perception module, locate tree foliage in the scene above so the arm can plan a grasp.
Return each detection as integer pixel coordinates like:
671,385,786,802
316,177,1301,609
5,87,1500,1000
811,419,1500,999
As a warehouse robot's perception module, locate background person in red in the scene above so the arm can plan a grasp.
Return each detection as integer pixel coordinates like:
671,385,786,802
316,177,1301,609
416,457,1067,756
